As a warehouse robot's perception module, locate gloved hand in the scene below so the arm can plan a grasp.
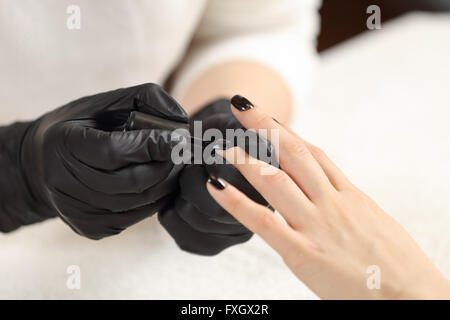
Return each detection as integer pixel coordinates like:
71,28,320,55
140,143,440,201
158,98,274,255
0,83,188,239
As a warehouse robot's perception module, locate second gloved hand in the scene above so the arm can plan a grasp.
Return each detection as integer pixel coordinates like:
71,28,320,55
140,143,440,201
159,98,274,255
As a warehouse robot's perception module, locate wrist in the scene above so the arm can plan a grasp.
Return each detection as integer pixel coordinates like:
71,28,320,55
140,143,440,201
395,271,450,300
0,121,56,232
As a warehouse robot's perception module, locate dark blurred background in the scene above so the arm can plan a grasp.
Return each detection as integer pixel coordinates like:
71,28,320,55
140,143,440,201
317,0,450,52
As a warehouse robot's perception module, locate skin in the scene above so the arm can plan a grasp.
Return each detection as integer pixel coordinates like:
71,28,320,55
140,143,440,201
206,99,450,300
178,60,292,121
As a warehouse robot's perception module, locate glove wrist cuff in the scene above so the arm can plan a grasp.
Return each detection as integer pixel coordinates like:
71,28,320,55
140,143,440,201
0,121,56,232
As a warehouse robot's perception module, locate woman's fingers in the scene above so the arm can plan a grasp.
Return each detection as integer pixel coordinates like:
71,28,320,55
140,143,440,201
230,95,333,201
206,177,310,258
272,119,353,191
216,147,315,229
303,141,353,191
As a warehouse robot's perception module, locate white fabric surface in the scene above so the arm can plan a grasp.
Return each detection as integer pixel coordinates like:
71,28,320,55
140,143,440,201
1,12,450,299
300,12,450,290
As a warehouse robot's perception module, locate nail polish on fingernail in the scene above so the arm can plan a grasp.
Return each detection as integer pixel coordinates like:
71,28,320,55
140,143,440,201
207,175,227,190
231,95,254,111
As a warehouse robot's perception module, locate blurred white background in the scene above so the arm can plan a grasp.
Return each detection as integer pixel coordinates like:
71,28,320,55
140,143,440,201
1,12,449,299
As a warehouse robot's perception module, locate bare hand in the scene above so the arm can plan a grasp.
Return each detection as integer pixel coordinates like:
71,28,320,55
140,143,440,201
206,96,450,299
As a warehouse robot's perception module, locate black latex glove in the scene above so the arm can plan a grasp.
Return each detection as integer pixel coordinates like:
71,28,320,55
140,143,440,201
159,98,274,255
0,83,188,239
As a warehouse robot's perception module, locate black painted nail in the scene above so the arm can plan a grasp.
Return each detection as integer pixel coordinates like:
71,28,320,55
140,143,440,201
231,95,254,111
207,175,227,190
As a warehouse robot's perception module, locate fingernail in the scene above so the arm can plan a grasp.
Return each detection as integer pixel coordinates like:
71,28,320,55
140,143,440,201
207,175,227,190
231,95,254,111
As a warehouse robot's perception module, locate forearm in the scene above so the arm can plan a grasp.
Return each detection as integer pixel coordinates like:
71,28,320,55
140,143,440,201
178,60,292,122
